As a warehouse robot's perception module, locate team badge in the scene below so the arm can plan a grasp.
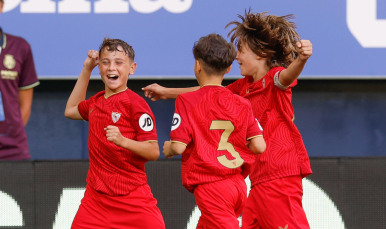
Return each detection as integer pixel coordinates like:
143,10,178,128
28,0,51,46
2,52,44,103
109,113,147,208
256,118,263,131
139,113,154,131
3,55,16,70
171,113,181,131
111,112,121,123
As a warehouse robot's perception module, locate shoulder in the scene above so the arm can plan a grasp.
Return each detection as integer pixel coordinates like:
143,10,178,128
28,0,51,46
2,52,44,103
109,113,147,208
125,89,147,103
89,91,105,101
268,67,286,78
5,33,31,49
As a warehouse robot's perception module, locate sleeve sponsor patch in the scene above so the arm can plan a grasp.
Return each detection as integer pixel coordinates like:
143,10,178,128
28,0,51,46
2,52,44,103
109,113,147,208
139,113,154,131
171,113,181,131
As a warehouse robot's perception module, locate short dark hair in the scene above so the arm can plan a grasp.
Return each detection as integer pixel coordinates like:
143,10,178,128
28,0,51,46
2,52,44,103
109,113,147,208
226,9,300,68
99,38,135,61
193,33,236,75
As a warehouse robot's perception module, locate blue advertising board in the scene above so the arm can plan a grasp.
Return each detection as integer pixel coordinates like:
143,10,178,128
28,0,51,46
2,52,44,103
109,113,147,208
2,0,386,79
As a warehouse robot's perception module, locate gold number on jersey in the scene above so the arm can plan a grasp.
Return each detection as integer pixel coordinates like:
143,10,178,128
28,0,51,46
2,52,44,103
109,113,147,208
210,120,244,169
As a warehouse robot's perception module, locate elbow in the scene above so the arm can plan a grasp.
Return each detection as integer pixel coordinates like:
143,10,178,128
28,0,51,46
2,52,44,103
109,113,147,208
254,143,266,154
148,151,160,161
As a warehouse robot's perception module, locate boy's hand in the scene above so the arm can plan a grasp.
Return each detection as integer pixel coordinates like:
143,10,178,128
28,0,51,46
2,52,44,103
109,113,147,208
83,50,99,71
105,125,124,146
142,83,167,101
296,40,312,61
163,141,173,158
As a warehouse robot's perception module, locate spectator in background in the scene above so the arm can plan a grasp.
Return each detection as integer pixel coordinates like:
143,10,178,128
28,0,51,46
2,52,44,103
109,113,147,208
0,0,39,160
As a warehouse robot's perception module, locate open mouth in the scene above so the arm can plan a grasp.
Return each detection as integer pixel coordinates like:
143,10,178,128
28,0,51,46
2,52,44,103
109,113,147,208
107,74,119,81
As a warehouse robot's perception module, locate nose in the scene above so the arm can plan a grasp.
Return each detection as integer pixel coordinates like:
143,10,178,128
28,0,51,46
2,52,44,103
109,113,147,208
236,51,240,60
108,62,116,71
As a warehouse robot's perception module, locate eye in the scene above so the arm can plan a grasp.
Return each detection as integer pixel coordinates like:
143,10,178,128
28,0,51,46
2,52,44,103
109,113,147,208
116,62,123,65
102,61,109,65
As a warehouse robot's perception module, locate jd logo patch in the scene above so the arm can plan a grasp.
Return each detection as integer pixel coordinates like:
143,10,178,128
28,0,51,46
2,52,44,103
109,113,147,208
139,113,154,131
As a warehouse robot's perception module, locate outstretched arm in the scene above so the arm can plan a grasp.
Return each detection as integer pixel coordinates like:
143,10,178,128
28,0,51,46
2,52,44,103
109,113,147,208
278,40,313,87
162,141,186,158
142,83,199,101
105,125,160,161
64,50,99,120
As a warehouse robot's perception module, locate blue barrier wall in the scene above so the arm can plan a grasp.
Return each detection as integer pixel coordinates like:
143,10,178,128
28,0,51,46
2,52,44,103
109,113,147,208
25,79,386,159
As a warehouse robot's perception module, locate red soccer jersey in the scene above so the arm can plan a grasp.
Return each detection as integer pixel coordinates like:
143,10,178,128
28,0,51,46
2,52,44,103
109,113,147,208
170,85,263,192
226,67,312,187
78,89,158,195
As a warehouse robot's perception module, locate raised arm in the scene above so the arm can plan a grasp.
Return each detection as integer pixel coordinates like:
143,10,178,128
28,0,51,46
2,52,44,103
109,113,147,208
105,125,160,161
64,50,99,120
278,40,313,87
142,83,199,101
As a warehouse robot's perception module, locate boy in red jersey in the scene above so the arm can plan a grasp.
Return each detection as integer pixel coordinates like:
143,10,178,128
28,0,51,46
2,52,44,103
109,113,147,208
143,11,313,229
64,38,165,229
163,33,266,229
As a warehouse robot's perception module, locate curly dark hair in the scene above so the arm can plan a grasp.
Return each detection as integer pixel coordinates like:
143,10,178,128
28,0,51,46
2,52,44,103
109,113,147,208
193,33,237,75
226,9,300,68
99,38,135,61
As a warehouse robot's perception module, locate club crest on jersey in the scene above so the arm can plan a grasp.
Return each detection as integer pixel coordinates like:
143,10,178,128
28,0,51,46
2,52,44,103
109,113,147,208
139,113,154,131
111,112,121,123
171,113,181,131
3,55,16,70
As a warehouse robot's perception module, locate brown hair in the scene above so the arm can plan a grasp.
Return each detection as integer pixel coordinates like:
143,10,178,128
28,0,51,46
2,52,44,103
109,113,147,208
99,38,135,61
193,33,236,75
226,9,300,68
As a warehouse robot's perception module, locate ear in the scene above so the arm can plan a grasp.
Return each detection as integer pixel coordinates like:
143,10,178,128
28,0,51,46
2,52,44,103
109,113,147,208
0,1,4,13
129,62,137,75
225,65,232,74
195,60,202,74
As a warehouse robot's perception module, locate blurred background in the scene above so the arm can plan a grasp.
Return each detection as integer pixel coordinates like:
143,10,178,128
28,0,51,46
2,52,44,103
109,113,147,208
1,0,386,228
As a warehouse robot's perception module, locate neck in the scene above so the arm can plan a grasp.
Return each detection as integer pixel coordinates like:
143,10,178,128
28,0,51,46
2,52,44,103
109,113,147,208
104,87,128,98
251,60,270,82
198,73,223,87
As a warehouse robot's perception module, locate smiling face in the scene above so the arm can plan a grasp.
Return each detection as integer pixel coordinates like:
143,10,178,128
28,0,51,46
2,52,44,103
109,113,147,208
99,46,137,95
236,43,260,77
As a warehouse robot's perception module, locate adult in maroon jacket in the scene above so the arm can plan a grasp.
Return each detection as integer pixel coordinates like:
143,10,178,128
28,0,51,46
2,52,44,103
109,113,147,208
0,0,39,160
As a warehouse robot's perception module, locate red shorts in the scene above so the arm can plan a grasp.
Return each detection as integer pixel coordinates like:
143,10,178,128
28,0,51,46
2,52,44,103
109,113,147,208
242,175,310,229
71,184,166,229
194,174,247,229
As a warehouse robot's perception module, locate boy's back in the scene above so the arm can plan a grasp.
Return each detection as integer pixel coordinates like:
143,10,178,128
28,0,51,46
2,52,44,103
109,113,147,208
171,85,262,192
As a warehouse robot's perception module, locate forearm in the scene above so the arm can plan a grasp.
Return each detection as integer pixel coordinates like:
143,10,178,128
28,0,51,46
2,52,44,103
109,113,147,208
20,106,31,126
18,88,33,126
279,58,307,87
67,68,92,107
64,68,92,119
164,87,199,99
119,138,160,161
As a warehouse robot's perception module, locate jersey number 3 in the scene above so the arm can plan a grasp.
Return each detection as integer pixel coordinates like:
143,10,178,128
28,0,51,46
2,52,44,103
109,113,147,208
210,120,244,169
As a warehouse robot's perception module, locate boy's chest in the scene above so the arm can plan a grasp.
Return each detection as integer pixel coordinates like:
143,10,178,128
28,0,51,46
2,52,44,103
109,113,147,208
88,100,135,134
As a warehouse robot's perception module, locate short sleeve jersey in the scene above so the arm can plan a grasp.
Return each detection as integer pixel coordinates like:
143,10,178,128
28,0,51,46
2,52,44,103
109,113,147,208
78,89,157,195
0,31,39,160
226,67,312,187
170,86,263,192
